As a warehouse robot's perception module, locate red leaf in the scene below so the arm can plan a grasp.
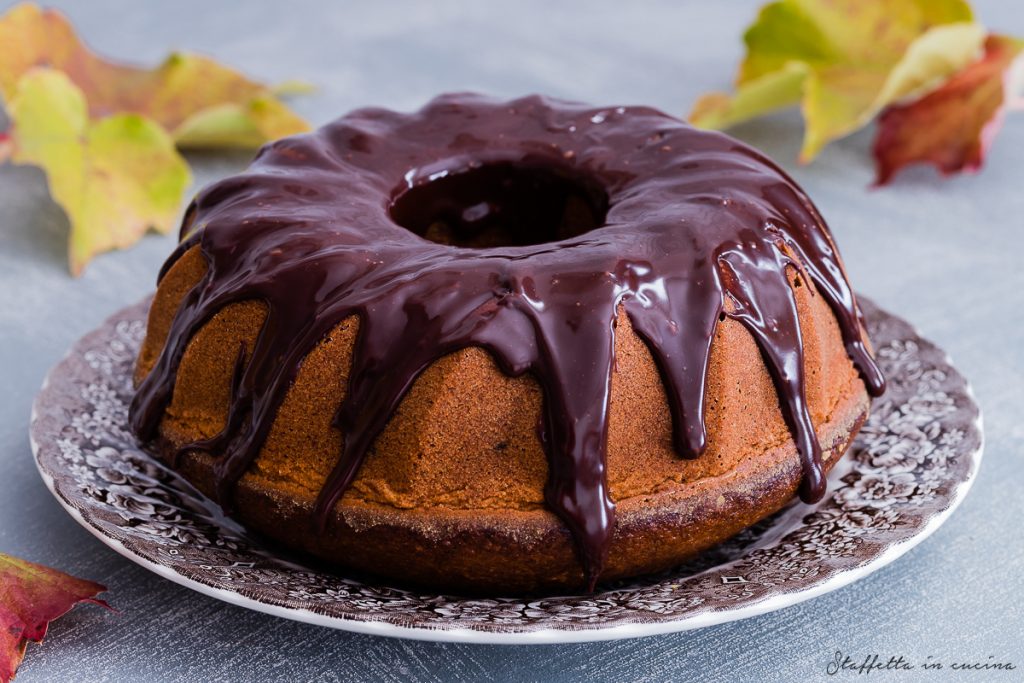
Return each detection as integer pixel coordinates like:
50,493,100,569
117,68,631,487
873,34,1024,185
0,553,110,682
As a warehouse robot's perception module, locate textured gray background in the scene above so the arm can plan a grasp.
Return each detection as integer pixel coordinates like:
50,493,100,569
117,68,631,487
1,1,1022,681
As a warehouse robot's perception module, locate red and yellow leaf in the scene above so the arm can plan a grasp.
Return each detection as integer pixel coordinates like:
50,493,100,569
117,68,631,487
0,3,309,148
689,0,985,161
0,2,314,274
873,34,1024,184
0,552,110,682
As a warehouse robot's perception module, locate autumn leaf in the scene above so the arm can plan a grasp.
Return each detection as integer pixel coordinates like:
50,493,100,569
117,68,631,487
0,2,312,275
0,2,310,148
0,552,110,682
7,69,191,275
172,94,310,149
690,0,985,161
873,35,1024,184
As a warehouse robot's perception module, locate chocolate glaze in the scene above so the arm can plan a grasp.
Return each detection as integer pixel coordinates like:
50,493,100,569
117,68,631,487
130,93,885,591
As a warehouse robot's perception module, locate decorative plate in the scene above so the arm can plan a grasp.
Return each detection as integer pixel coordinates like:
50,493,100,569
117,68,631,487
30,297,982,643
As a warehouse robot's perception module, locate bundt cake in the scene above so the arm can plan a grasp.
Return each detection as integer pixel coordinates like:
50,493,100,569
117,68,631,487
130,93,885,594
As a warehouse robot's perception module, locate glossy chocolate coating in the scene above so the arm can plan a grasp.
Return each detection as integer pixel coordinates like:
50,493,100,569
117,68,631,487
131,93,885,590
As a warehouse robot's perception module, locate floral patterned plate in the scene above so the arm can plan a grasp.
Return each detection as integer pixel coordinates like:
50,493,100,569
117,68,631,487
30,297,982,643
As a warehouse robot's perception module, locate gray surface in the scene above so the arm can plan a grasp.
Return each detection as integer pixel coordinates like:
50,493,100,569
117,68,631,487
1,1,1021,681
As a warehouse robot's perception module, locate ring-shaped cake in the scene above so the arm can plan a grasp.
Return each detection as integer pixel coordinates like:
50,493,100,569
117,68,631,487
131,93,884,593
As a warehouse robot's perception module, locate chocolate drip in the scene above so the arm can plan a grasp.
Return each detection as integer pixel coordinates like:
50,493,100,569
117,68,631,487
130,93,884,591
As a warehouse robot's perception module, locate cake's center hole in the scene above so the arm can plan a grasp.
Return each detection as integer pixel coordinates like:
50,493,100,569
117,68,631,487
389,160,609,248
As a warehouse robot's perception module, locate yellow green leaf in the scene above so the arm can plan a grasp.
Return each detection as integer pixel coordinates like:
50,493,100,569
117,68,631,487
801,22,986,160
689,62,808,131
8,69,191,275
690,0,985,161
271,79,318,97
173,95,310,149
0,2,309,148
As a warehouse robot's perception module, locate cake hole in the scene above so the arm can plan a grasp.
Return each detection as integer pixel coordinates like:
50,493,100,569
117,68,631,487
389,160,610,248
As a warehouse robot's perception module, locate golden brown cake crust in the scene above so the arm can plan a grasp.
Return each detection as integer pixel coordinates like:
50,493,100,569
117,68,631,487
155,394,865,594
136,244,871,593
